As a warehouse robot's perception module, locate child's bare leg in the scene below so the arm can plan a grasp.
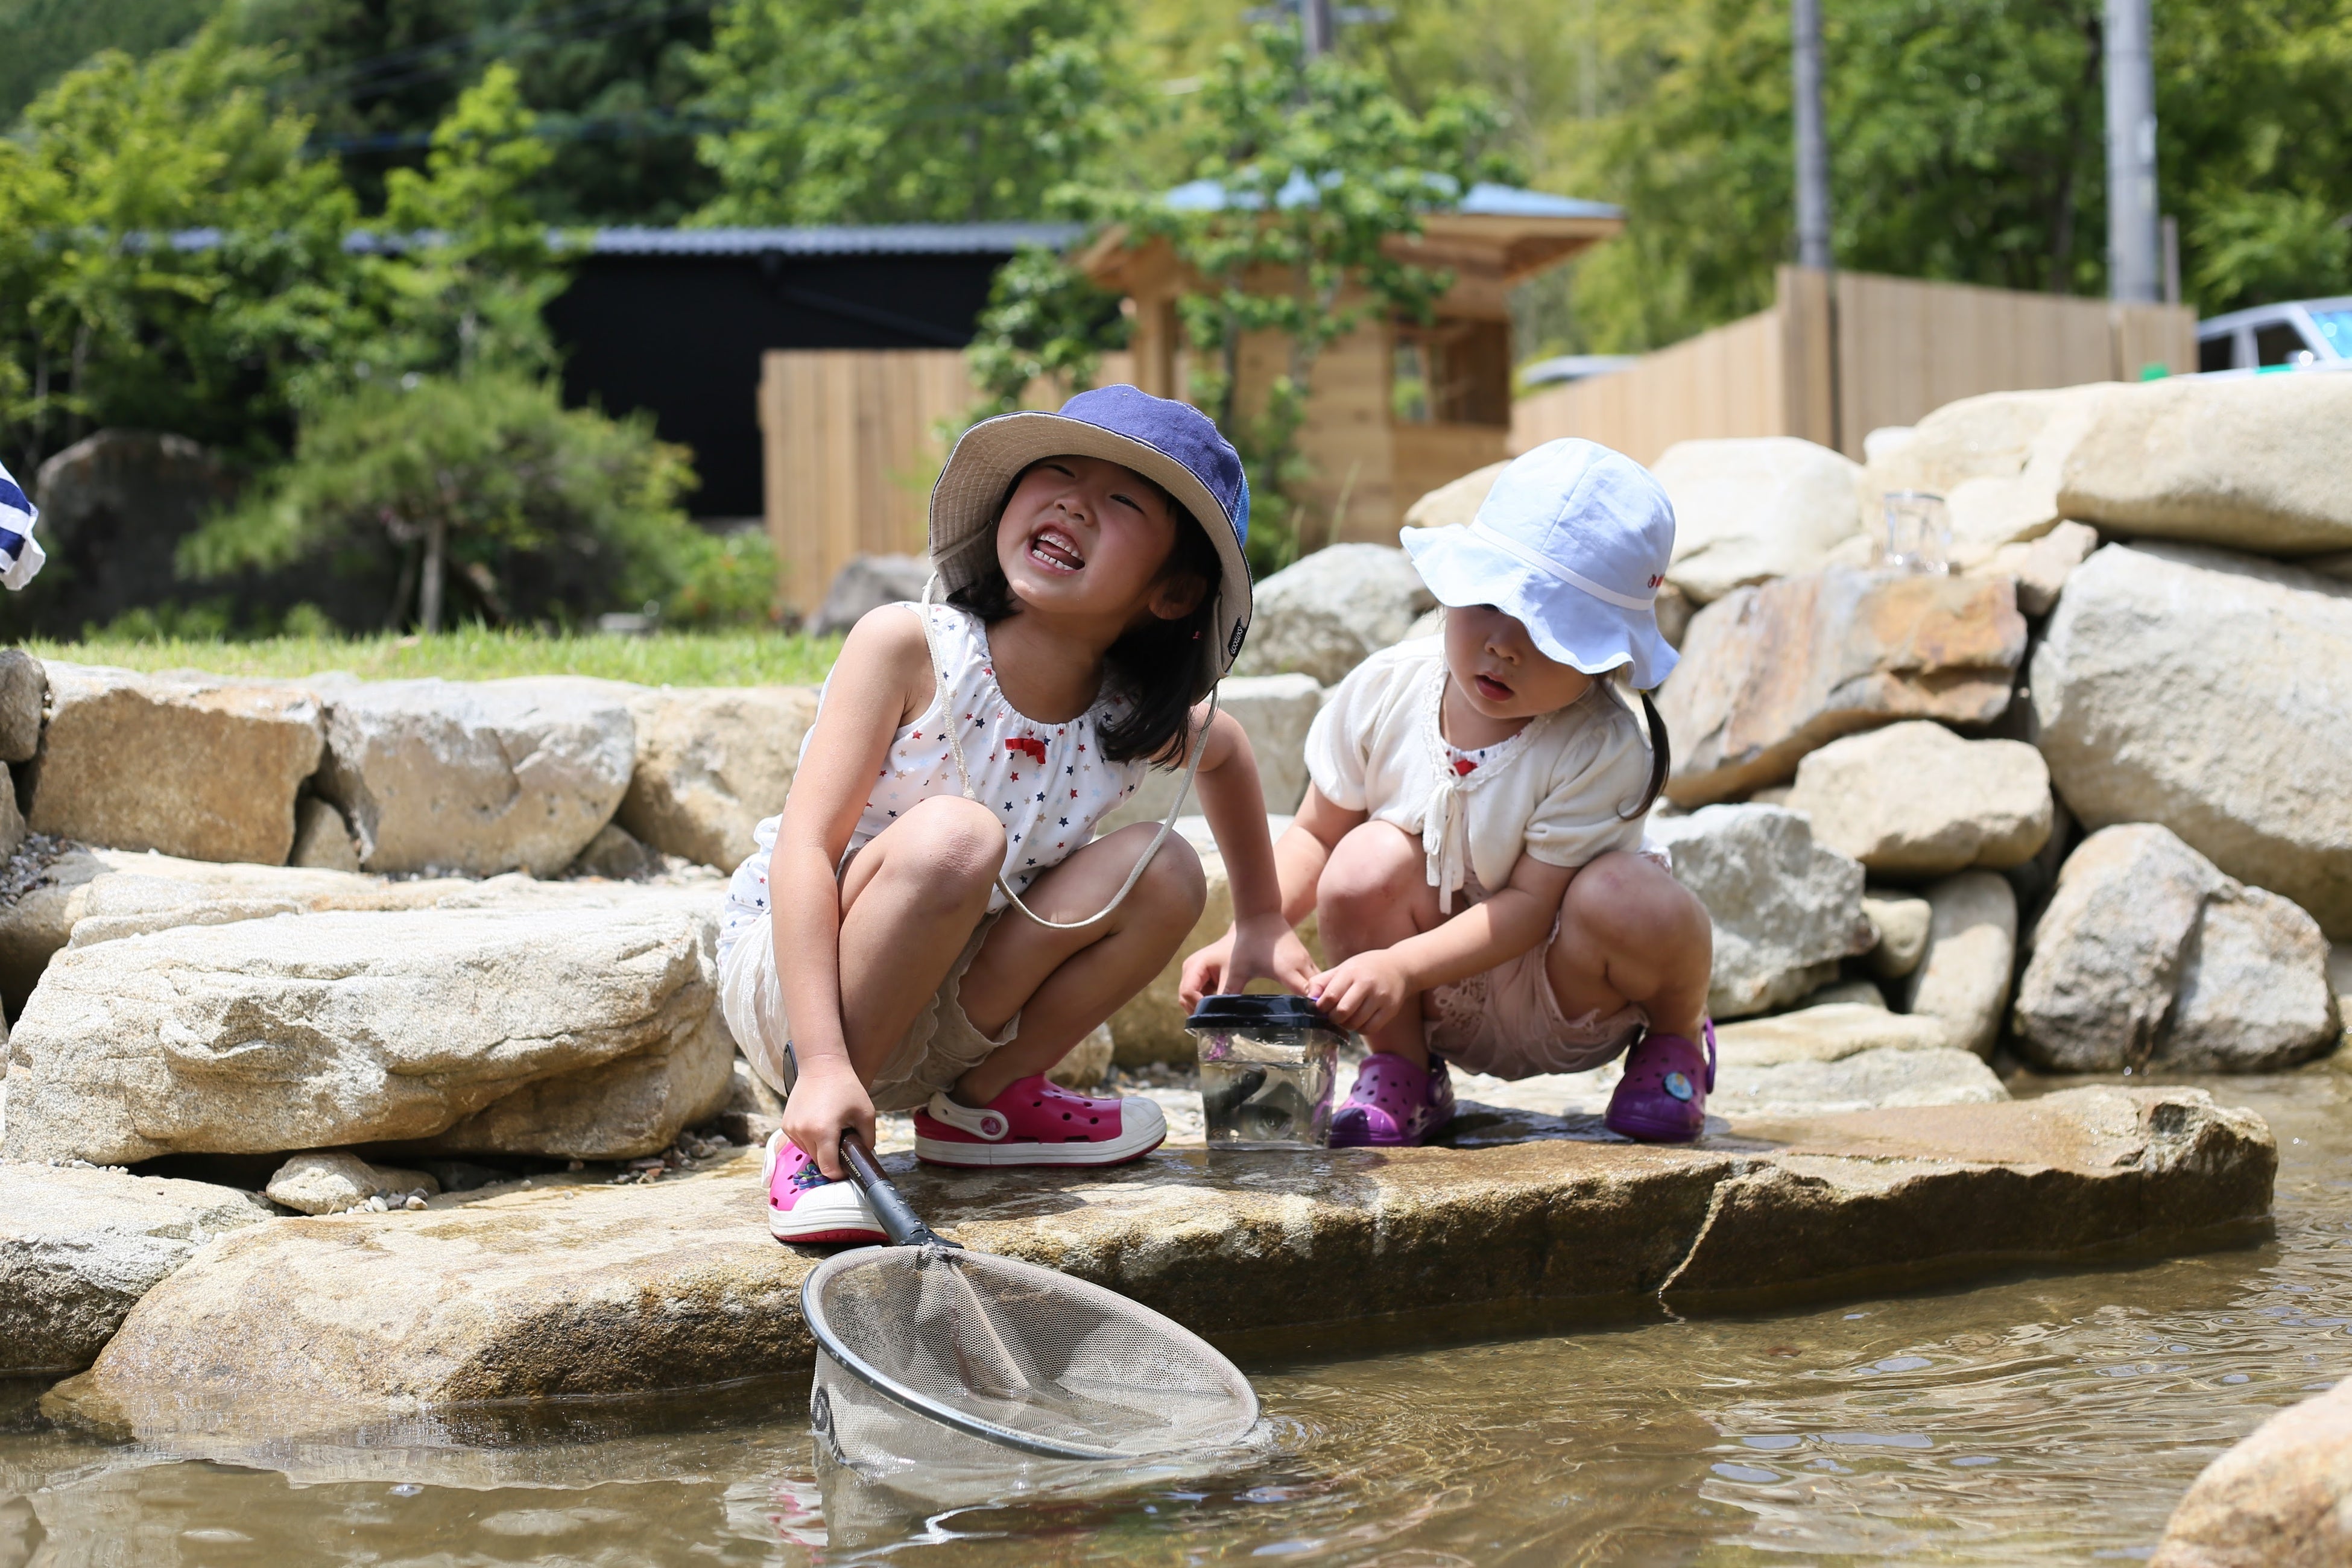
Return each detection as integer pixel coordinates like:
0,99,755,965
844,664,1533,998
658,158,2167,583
832,796,1005,1076
952,823,1209,1104
1543,851,1713,1042
1316,820,1443,1066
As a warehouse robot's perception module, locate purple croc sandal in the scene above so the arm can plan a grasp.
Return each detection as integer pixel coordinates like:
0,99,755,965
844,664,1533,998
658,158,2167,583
1329,1052,1456,1148
1604,1022,1718,1143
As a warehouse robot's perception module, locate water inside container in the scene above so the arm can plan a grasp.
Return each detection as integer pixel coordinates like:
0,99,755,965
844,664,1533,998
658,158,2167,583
1194,1031,1336,1149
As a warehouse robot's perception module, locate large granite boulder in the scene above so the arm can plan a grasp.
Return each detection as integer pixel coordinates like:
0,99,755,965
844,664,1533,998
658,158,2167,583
1652,437,1864,604
1859,385,2114,567
2,899,734,1166
20,429,239,636
1401,460,1508,530
615,686,819,870
1788,721,2052,876
1,1162,273,1375
2058,373,2352,555
2032,543,2352,938
1898,870,2018,1059
1658,568,2028,806
808,553,933,636
23,663,324,865
1647,805,1875,1018
0,648,45,761
2011,824,2339,1072
1098,673,1324,830
1231,543,1434,685
1966,518,2099,616
2151,1377,2352,1568
317,678,637,877
39,1087,2271,1440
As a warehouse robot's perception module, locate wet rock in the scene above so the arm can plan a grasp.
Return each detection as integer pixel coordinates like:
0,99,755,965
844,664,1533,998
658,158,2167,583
1401,460,1508,530
1859,384,2114,568
1712,1046,2007,1119
1862,890,1932,980
1232,544,1434,685
1,1162,273,1375
263,1152,441,1216
2151,1376,2352,1568
808,554,932,637
0,648,45,762
2058,373,2352,555
1098,673,1324,829
2031,543,2352,938
42,1087,2271,1430
2,900,735,1166
22,663,324,865
1647,805,1876,1019
1788,721,2052,877
1967,519,2099,616
1658,568,2028,806
1899,871,2018,1059
2011,824,2338,1072
615,686,819,870
1652,437,1864,603
316,678,636,877
288,797,361,873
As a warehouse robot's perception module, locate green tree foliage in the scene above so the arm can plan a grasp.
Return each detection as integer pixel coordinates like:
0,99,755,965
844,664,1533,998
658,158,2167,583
182,370,704,631
1070,28,1511,572
964,245,1133,416
692,0,1137,224
0,27,366,475
0,0,217,124
223,0,721,223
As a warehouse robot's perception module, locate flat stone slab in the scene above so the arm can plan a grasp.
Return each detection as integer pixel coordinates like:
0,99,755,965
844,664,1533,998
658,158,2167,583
45,1086,2273,1442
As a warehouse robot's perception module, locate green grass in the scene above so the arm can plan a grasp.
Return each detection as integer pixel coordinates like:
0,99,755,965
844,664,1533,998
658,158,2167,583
28,628,846,687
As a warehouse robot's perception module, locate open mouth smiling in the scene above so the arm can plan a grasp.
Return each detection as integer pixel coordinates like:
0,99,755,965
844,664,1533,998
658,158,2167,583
1027,525,1087,574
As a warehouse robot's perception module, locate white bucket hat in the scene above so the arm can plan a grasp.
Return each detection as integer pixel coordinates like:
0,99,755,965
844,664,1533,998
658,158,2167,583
1398,438,1679,691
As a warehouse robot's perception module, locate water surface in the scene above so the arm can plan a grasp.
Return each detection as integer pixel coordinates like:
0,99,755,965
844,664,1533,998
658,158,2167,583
5,1067,2347,1566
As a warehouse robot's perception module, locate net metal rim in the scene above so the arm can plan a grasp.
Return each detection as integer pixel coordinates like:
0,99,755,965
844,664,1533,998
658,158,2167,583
800,1245,1259,1464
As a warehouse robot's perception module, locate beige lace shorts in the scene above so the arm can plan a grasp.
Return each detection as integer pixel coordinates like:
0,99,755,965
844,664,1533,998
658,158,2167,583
1423,912,1646,1080
718,906,1017,1113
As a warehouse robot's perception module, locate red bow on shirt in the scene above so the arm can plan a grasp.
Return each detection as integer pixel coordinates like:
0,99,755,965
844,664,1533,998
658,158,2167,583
1005,736,1048,765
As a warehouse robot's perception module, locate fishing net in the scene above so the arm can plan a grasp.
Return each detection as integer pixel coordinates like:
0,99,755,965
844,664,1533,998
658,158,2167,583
802,1243,1259,1479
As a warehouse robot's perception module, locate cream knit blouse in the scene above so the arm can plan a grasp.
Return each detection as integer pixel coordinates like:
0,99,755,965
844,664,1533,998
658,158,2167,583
1303,637,1655,910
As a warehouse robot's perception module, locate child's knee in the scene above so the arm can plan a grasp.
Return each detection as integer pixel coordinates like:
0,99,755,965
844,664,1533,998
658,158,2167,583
898,795,1007,892
1137,829,1208,920
1563,852,1708,957
1318,823,1421,915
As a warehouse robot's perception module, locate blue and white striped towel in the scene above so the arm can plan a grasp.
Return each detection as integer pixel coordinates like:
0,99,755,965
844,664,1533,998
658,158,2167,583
0,460,45,590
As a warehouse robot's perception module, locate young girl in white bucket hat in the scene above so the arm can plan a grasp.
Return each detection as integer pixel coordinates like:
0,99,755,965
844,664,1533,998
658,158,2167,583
719,386,1315,1242
1185,438,1716,1145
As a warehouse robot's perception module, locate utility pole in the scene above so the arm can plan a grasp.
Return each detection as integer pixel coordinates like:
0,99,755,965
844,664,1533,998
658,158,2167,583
2104,0,2161,302
1302,0,1335,56
1791,0,1832,271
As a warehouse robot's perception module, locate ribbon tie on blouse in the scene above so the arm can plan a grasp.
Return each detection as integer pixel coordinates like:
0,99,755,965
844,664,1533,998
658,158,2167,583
1423,765,1474,914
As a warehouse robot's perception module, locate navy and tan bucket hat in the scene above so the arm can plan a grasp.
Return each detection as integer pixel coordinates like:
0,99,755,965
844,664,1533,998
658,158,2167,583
927,385,1253,700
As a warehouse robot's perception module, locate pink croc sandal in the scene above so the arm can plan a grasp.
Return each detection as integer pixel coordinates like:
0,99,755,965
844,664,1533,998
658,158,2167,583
1329,1052,1455,1148
763,1130,885,1245
1604,1022,1718,1143
912,1074,1167,1168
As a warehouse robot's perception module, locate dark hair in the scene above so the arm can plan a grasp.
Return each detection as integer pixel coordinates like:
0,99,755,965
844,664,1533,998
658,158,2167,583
1618,688,1672,820
947,469,1222,767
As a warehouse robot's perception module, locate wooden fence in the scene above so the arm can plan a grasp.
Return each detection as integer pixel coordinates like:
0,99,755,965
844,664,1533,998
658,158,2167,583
1511,267,2197,464
758,349,1132,617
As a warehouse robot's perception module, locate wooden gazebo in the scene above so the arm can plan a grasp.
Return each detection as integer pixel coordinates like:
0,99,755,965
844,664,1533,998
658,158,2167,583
1076,182,1622,546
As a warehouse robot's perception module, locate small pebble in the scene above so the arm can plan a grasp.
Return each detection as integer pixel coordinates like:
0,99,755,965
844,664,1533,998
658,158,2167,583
566,1159,584,1172
365,1195,389,1212
403,1195,427,1211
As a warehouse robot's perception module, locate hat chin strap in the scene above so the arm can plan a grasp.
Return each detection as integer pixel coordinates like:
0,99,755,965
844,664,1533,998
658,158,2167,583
920,573,1216,932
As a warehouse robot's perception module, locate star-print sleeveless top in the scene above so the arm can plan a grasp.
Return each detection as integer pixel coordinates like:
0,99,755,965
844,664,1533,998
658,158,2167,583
719,601,1151,965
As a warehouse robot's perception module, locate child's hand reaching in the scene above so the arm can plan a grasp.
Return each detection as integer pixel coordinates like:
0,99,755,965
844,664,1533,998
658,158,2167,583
780,1057,876,1180
1178,914,1318,1010
1308,950,1415,1033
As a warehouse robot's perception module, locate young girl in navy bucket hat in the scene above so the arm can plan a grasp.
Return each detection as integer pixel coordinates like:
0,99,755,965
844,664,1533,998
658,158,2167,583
719,386,1315,1243
1185,438,1717,1145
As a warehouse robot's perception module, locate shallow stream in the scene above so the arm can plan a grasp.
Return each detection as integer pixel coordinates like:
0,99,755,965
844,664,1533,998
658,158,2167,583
6,1066,2349,1566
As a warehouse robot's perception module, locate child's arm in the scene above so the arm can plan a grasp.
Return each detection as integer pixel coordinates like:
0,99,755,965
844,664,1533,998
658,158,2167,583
770,609,932,1177
1182,780,1359,1005
1310,852,1576,1035
1173,708,1318,1002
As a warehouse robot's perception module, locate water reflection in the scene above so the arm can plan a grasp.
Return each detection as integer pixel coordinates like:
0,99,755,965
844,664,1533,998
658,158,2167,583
5,1069,2350,1566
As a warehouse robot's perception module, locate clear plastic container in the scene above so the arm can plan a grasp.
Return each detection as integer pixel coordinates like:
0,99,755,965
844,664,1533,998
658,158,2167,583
1184,994,1347,1151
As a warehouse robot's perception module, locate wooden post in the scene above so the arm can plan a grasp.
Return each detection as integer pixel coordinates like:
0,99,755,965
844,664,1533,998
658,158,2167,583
1777,265,1838,450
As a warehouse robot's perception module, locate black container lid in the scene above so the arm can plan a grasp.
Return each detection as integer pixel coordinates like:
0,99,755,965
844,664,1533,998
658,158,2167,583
1183,993,1348,1036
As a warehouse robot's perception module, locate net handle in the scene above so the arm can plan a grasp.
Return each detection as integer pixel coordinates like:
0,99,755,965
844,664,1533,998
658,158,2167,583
838,1128,959,1250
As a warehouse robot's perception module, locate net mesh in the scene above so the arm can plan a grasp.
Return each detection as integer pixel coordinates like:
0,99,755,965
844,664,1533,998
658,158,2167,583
805,1245,1258,1474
